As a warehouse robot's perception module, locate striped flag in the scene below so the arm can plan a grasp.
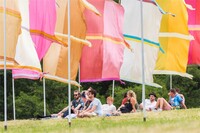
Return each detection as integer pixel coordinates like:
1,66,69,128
29,0,57,61
154,0,193,78
12,0,42,79
0,0,21,69
186,0,200,65
80,0,126,82
43,0,99,86
120,0,162,87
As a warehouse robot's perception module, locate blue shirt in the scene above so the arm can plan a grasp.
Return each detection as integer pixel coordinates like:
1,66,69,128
170,94,183,107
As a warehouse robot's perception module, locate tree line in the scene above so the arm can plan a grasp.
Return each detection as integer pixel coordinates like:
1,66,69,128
0,66,200,120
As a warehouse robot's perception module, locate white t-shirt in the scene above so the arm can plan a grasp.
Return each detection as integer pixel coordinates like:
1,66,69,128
102,104,116,115
88,98,102,116
141,99,157,111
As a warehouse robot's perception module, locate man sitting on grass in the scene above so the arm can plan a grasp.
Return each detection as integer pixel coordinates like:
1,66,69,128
155,89,187,111
78,88,102,117
55,90,84,118
139,92,157,111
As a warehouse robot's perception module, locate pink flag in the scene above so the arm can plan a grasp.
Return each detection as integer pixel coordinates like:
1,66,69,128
12,0,56,80
187,0,200,65
29,0,56,60
80,0,125,82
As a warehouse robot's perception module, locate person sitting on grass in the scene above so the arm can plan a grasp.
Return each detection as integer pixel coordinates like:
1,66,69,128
117,90,137,113
102,96,116,116
78,88,102,117
175,88,185,105
55,90,84,118
139,92,157,111
155,89,187,111
77,90,92,115
121,92,128,105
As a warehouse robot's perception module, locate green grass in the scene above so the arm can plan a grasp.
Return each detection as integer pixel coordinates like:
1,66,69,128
1,109,200,133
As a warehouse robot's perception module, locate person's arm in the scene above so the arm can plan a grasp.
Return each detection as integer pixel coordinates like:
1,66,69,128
139,102,143,110
117,104,124,111
130,98,136,113
181,102,187,109
180,94,185,104
81,103,91,113
74,104,82,111
87,105,97,113
113,106,116,113
58,106,69,115
58,102,72,114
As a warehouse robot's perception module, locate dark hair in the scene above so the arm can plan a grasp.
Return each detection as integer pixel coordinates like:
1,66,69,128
149,92,157,98
88,88,97,97
175,88,180,93
81,91,86,98
74,90,80,96
170,89,176,94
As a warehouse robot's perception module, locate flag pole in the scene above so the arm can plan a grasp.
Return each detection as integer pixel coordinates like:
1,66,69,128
78,64,81,92
112,80,115,98
3,0,7,130
140,0,146,122
43,78,46,116
68,0,72,127
12,78,16,120
170,75,172,89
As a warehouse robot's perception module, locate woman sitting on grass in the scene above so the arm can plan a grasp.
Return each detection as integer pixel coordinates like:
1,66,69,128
117,90,137,113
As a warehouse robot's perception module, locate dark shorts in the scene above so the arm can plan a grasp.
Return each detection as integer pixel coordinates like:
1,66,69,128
120,107,131,113
63,109,74,118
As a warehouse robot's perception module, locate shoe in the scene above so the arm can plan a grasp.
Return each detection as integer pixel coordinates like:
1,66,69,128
153,108,162,112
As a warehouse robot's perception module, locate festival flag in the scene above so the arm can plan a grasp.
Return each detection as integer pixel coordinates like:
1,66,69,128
43,0,99,86
154,0,193,78
120,0,162,87
0,0,21,69
80,0,126,82
12,0,42,79
29,0,56,61
186,0,200,65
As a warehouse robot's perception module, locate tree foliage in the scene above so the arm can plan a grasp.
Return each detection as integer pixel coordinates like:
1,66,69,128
0,66,200,120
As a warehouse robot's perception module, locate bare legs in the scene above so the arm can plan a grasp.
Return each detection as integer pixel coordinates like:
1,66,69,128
156,98,172,110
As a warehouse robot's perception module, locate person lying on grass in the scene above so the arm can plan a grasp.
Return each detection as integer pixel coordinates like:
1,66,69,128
117,90,137,113
78,88,102,117
155,88,187,111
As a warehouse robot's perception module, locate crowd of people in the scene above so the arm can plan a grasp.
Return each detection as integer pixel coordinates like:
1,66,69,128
45,87,187,119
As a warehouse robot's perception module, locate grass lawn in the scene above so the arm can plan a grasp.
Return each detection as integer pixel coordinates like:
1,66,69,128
0,108,200,133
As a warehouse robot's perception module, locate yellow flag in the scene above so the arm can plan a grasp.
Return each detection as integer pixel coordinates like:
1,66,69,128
154,0,193,78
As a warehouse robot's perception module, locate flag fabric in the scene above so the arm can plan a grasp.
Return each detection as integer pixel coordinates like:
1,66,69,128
154,0,193,78
43,0,99,86
12,0,42,79
29,0,56,61
0,0,21,69
80,0,125,82
186,0,200,65
120,0,162,87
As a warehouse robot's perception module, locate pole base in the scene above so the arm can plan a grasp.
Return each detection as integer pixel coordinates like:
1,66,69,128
143,117,146,122
69,122,71,127
4,125,7,131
